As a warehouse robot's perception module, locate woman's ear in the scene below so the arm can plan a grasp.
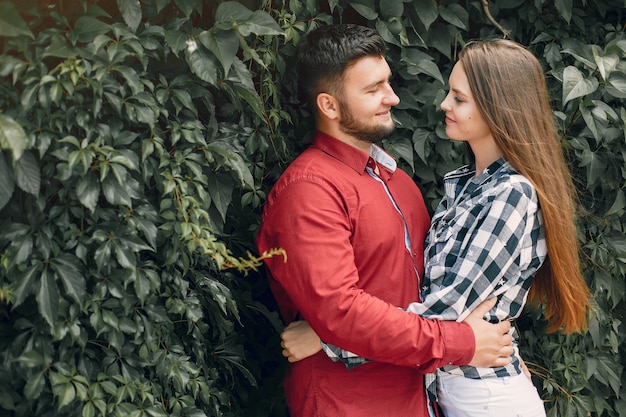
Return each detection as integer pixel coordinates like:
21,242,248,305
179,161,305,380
316,93,339,120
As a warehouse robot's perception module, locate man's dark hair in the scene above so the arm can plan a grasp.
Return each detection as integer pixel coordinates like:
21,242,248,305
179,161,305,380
296,24,386,109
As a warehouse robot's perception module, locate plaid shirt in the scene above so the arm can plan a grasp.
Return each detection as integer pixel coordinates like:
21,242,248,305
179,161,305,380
323,159,547,381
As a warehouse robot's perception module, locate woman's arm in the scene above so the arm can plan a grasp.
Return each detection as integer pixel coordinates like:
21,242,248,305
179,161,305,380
280,320,322,362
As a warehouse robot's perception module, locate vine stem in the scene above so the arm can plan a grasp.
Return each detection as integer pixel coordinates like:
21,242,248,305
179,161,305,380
482,0,511,38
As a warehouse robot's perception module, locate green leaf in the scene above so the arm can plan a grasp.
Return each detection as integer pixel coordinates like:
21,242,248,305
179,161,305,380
206,173,233,222
57,381,76,411
82,402,95,417
72,16,111,43
0,153,15,210
412,129,432,164
43,34,79,58
593,51,619,82
347,0,378,20
76,171,100,212
562,66,598,104
607,71,626,98
0,2,34,38
134,272,151,304
37,269,59,329
117,0,142,32
198,30,239,76
16,350,46,368
114,66,144,95
113,241,136,269
23,370,46,400
606,189,625,217
51,254,86,305
101,309,120,331
385,138,414,171
12,265,39,307
102,175,132,206
554,0,573,24
164,30,190,55
414,0,439,31
14,151,40,195
215,1,253,23
0,114,29,161
238,10,284,37
13,235,33,265
438,3,468,30
186,44,218,84
379,0,404,19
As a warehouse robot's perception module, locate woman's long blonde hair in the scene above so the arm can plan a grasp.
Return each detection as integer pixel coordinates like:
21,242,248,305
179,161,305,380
459,39,591,333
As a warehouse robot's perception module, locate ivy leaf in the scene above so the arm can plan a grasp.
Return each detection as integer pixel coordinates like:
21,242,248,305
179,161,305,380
186,44,218,84
607,71,626,98
414,0,439,31
562,66,598,104
43,34,78,58
23,370,46,400
57,381,76,411
16,350,46,368
238,10,284,37
71,16,111,43
14,151,40,195
117,0,142,32
412,129,432,164
114,66,144,95
0,152,15,210
0,113,29,161
215,1,253,23
102,175,132,207
0,2,34,39
593,51,619,81
348,0,378,20
164,30,190,55
438,3,468,30
37,269,59,329
51,254,86,305
76,171,100,212
385,137,414,172
206,173,233,222
198,30,239,76
12,265,39,308
554,0,573,24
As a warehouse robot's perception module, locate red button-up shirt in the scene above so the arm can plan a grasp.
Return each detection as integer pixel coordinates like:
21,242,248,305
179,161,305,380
256,131,474,416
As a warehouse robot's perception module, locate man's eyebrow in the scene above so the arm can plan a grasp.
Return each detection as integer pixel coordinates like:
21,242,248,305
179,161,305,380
363,76,392,90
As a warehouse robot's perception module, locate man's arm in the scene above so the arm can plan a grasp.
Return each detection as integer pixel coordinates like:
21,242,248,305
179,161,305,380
280,298,513,367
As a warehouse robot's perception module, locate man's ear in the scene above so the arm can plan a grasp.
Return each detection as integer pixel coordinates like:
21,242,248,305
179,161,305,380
316,93,340,120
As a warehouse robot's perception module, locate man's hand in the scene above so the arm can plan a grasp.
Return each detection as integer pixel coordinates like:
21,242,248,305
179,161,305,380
280,320,323,362
463,298,514,368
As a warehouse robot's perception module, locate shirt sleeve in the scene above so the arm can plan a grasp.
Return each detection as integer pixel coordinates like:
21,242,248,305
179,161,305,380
256,177,475,371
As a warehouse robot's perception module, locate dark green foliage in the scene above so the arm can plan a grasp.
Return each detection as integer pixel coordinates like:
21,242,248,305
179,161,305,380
0,0,624,416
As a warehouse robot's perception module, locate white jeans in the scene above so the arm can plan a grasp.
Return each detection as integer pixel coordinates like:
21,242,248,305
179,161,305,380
437,372,546,417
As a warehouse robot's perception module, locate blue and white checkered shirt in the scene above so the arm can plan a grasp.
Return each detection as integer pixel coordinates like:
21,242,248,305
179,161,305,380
323,159,547,382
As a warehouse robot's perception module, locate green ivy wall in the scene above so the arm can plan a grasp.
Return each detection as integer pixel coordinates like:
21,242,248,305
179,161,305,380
0,0,624,416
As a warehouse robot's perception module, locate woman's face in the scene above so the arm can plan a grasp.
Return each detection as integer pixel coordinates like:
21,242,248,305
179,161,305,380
440,62,493,146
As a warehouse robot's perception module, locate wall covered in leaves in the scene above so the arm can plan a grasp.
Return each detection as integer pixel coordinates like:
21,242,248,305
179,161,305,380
0,0,624,416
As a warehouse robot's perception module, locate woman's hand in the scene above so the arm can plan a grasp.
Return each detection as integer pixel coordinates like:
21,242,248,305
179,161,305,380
280,320,322,362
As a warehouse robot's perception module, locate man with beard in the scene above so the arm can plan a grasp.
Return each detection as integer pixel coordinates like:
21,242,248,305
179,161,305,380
255,24,513,417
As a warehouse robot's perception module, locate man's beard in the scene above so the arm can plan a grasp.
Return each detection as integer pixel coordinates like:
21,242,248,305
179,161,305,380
338,102,395,143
